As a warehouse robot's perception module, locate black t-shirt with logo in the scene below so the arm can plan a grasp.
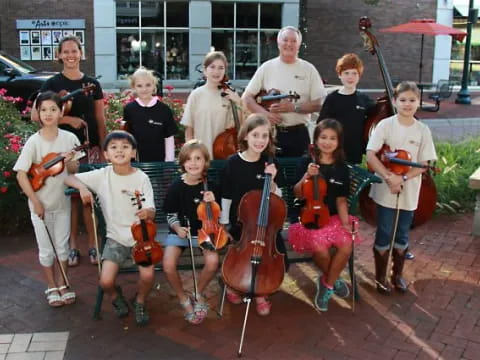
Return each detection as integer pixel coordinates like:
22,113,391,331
40,73,103,146
123,101,178,162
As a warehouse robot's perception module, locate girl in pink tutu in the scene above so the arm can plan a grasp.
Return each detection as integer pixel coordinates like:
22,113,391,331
288,118,360,312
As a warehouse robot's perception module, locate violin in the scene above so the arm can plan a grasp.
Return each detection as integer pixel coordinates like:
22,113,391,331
129,190,163,267
299,145,330,229
58,83,97,116
222,159,286,297
213,75,241,160
196,179,228,251
28,143,89,192
254,89,300,110
376,145,440,175
358,17,438,227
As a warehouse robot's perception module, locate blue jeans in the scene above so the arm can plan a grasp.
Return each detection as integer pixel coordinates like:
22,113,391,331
374,204,414,251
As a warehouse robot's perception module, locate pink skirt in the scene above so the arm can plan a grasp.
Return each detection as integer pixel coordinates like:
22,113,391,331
288,215,361,253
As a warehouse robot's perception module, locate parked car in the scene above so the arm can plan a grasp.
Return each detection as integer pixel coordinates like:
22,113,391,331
0,51,55,109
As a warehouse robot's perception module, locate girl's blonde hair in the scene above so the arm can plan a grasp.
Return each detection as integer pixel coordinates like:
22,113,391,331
129,67,159,95
394,81,420,99
178,139,211,177
237,113,276,157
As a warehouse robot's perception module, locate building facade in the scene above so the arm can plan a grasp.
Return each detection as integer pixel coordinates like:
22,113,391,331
0,0,461,89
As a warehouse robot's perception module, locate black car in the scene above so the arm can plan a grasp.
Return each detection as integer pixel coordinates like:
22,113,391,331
0,51,55,109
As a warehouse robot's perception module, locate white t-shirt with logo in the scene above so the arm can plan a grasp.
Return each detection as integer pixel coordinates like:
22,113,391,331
244,57,327,126
366,115,437,211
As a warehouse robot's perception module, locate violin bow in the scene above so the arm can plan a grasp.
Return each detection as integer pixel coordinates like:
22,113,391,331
185,217,199,302
91,199,102,277
350,219,358,313
42,220,70,288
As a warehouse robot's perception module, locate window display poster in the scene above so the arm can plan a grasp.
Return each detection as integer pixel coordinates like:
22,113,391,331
31,46,41,60
74,30,84,44
41,30,52,45
63,29,74,37
54,47,59,60
52,30,62,44
31,31,40,45
20,46,31,60
81,46,86,60
19,31,30,45
42,46,53,60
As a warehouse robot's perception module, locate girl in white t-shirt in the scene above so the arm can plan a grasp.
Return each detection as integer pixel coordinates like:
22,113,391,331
14,91,80,307
366,81,437,295
181,51,243,158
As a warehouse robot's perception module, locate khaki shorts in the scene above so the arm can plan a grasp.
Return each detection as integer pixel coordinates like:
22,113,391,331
101,238,135,268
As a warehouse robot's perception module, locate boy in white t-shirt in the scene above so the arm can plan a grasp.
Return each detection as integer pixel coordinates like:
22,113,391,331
14,91,80,308
366,82,437,295
65,130,156,326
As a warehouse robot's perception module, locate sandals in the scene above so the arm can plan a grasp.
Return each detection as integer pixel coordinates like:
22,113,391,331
193,295,209,324
58,286,76,305
180,297,201,325
88,247,98,265
132,299,150,326
45,288,63,307
67,248,80,267
255,297,272,316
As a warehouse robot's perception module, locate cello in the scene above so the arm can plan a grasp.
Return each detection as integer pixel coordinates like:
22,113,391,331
358,17,438,227
221,158,286,356
212,76,241,160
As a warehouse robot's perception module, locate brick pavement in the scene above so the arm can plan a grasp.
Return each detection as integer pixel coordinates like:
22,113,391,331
1,212,479,359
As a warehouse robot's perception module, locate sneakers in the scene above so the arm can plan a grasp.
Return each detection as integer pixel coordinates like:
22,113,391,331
132,300,150,326
112,287,129,318
333,279,350,299
314,277,334,312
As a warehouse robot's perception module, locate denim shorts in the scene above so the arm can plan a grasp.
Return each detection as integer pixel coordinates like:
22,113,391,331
162,233,198,248
374,204,414,251
101,238,135,268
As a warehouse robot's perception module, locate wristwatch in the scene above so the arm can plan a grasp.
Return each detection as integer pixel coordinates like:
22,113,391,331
294,103,301,113
402,174,408,182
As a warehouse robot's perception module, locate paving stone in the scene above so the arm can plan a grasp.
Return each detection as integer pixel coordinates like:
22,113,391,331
0,336,13,345
44,351,65,360
31,333,68,343
0,345,8,355
7,334,31,354
28,342,66,352
5,353,45,360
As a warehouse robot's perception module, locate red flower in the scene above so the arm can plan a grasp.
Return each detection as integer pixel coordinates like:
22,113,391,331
3,171,11,178
0,187,7,193
165,84,174,91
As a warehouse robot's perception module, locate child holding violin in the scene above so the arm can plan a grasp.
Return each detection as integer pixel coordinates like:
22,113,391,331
14,91,80,307
366,81,436,294
318,53,375,164
288,118,360,312
64,131,156,326
162,140,220,324
123,67,178,162
220,113,287,316
181,51,243,158
32,35,107,267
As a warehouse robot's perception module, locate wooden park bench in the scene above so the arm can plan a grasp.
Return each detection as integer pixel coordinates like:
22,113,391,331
68,158,381,319
468,167,480,236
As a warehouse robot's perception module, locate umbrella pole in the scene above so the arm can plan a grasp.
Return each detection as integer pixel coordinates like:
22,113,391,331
419,34,424,83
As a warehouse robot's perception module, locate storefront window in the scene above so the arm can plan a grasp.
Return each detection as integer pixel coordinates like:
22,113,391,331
116,0,189,80
212,2,282,80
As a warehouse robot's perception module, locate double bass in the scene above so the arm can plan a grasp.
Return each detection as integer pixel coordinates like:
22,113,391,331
358,17,438,227
212,76,241,160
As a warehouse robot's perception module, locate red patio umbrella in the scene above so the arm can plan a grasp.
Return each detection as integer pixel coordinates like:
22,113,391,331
380,19,467,83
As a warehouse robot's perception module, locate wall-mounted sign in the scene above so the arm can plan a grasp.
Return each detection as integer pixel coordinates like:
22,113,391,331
16,19,85,30
16,19,86,61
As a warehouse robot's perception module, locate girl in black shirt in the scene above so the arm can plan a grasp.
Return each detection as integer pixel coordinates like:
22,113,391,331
162,140,219,324
220,113,287,316
289,119,360,312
